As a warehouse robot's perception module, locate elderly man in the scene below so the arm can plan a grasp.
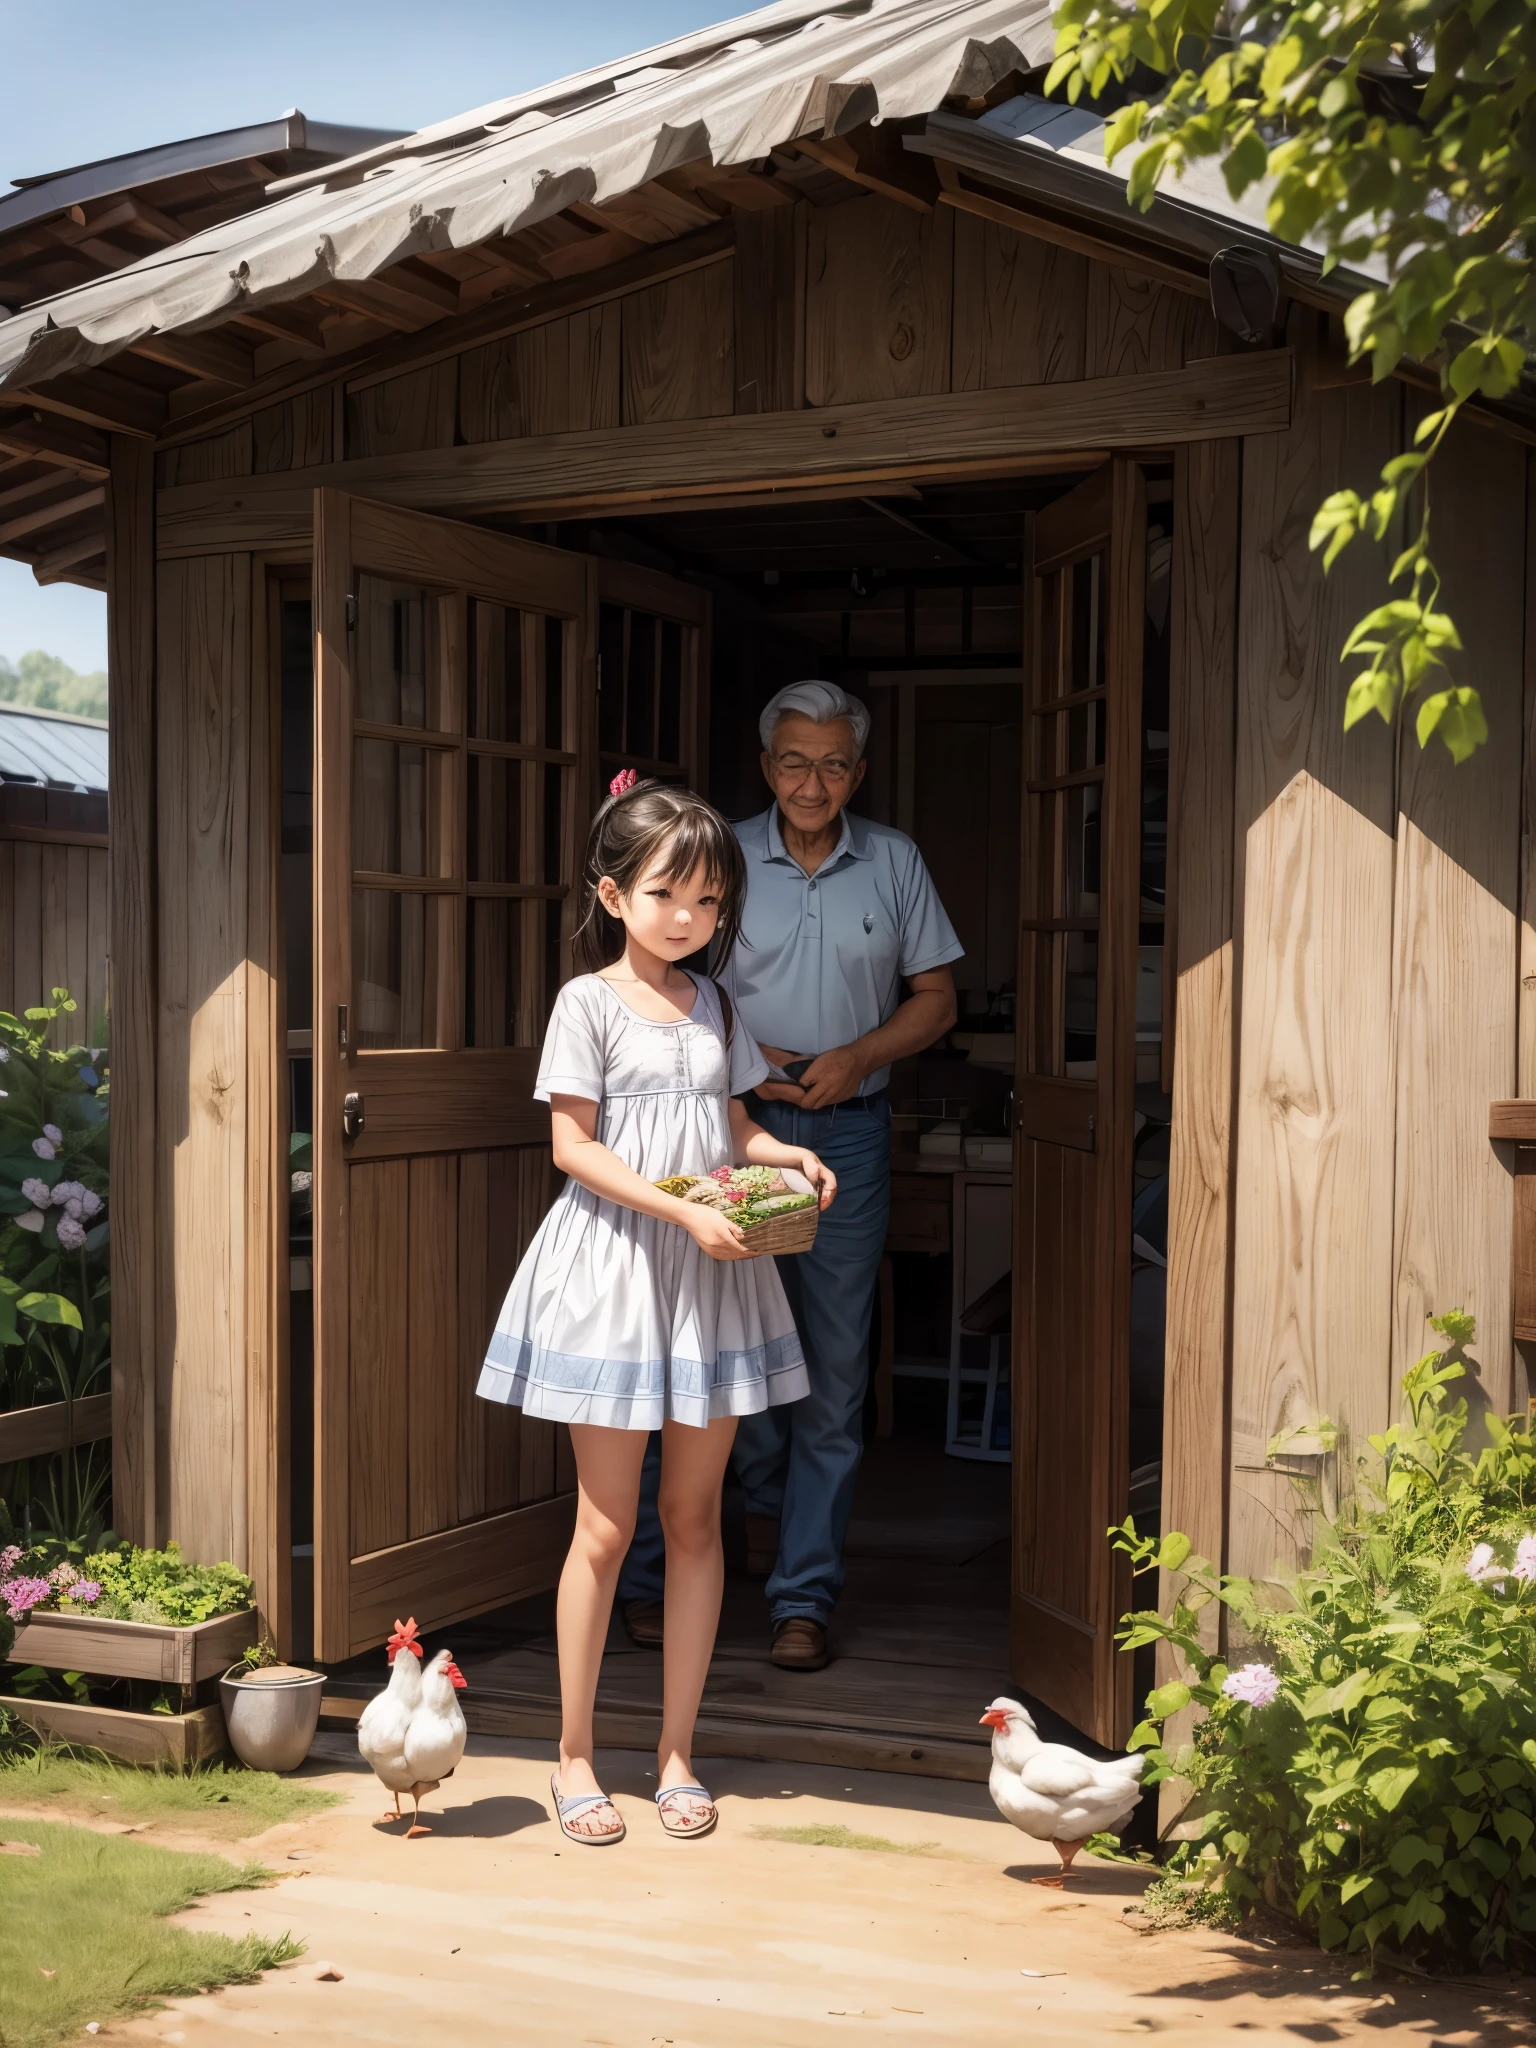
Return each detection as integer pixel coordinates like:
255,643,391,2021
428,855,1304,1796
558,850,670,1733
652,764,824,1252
618,680,961,1671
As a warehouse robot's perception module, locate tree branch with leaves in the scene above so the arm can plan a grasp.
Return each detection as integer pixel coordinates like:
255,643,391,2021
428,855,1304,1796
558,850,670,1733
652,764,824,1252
1048,0,1536,761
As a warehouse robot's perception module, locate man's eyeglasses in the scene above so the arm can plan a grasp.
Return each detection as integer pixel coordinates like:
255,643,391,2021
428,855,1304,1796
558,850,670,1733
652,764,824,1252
771,752,855,787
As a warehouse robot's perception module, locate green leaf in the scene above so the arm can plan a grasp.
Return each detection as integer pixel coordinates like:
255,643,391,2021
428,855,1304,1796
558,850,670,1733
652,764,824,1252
1388,1833,1440,1875
1156,1532,1192,1572
1147,1681,1192,1718
1369,1765,1419,1814
18,1290,83,1330
1415,686,1488,764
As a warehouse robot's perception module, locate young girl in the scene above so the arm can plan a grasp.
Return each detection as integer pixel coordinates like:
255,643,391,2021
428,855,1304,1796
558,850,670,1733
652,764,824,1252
477,774,835,1844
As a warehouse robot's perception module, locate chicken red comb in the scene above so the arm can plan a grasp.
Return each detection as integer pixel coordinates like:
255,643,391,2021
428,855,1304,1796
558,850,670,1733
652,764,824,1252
608,767,638,797
445,1659,468,1691
386,1616,424,1662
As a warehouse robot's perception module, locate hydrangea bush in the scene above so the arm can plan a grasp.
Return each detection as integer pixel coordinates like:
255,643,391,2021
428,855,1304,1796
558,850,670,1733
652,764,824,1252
1120,1313,1536,1971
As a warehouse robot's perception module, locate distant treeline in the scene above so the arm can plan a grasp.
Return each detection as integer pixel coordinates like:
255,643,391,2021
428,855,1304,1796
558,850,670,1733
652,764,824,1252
0,650,107,720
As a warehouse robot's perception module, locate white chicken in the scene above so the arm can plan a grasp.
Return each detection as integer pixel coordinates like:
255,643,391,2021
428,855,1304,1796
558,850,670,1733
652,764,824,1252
397,1647,468,1837
357,1616,425,1825
981,1696,1145,1883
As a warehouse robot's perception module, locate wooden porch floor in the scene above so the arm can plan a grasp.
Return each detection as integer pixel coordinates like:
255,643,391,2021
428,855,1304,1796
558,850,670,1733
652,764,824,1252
323,1437,1012,1783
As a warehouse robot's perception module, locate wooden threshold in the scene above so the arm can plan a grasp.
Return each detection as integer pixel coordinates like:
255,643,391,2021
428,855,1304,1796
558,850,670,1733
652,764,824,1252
155,350,1292,557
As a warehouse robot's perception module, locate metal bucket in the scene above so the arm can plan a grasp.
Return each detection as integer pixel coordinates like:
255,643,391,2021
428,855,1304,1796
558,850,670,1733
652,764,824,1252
219,1664,325,1773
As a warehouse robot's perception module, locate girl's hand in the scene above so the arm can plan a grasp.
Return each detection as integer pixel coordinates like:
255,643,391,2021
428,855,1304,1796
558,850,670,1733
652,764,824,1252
799,1152,837,1210
679,1203,752,1261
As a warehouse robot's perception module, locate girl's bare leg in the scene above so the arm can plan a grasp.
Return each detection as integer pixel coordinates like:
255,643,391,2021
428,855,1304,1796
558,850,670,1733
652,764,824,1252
657,1414,739,1819
557,1423,649,1835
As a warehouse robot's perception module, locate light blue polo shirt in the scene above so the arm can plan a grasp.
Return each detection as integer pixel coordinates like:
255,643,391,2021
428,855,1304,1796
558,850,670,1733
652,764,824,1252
717,807,964,1095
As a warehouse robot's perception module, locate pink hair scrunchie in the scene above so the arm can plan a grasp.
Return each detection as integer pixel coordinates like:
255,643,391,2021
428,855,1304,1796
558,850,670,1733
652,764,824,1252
608,768,638,797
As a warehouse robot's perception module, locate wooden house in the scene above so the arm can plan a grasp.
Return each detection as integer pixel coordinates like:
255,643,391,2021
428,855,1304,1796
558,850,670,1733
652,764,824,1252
0,704,109,1040
2,0,1531,1759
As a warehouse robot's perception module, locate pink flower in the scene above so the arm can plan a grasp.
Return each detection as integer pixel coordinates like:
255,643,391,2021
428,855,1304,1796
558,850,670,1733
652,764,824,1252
48,1563,80,1589
1,1575,52,1621
30,1137,54,1160
64,1580,100,1604
1221,1663,1282,1708
0,1545,21,1577
608,768,638,797
1466,1543,1507,1587
57,1215,86,1252
1513,1535,1536,1585
710,1167,733,1180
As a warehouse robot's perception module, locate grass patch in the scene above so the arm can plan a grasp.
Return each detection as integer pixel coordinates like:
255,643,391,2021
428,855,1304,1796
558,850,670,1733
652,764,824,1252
752,1821,945,1856
0,1748,340,1840
0,1818,302,2048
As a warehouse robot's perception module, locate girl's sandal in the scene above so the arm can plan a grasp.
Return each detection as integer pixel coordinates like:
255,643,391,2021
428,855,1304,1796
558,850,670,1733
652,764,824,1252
655,1782,718,1838
551,1770,626,1845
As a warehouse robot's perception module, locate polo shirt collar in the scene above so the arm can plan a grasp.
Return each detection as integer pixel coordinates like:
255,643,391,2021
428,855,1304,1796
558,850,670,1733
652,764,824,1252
763,806,873,869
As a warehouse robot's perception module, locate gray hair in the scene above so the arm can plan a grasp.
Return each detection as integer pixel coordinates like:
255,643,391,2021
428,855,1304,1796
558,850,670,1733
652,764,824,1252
759,679,871,758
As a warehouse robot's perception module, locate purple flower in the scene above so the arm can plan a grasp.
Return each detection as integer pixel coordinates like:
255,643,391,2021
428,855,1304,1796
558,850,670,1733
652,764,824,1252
57,1215,86,1252
1513,1535,1536,1585
0,1544,21,1577
1466,1543,1507,1587
30,1137,54,1160
81,1190,102,1218
20,1177,49,1208
1221,1662,1282,1708
63,1580,100,1604
1,1575,52,1621
42,1125,62,1145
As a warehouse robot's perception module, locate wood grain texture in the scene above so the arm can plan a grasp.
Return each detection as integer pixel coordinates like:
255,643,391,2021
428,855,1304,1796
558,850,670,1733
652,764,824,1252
157,422,253,488
252,389,333,473
0,1391,113,1462
483,1146,525,1511
155,552,253,1565
734,202,806,414
157,353,1296,554
1389,413,1524,1411
459,305,621,443
457,1150,490,1524
347,361,458,458
1085,266,1221,380
407,1152,460,1539
951,211,1087,391
107,433,157,1545
1228,357,1401,1584
1162,439,1239,1605
1520,451,1536,1104
805,197,953,408
348,1158,410,1555
621,261,735,425
349,1493,575,1652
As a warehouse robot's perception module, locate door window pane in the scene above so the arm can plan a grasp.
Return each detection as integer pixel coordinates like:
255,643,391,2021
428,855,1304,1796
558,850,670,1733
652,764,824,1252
543,615,565,749
1064,784,1101,919
465,897,519,1048
1069,556,1105,696
353,889,457,1049
627,611,657,758
469,600,522,742
658,619,683,764
542,764,565,886
467,754,523,884
1064,930,1098,1077
598,603,625,754
352,739,453,878
355,576,446,729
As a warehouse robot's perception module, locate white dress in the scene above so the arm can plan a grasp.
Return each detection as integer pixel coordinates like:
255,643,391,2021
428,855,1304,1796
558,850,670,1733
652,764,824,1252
476,972,809,1429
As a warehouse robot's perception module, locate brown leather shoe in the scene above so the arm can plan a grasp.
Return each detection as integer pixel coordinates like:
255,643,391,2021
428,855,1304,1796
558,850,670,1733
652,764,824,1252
622,1599,664,1648
744,1513,781,1577
770,1617,829,1670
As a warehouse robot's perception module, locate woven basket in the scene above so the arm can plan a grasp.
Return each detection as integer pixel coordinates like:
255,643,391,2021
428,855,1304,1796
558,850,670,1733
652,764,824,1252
739,1202,819,1258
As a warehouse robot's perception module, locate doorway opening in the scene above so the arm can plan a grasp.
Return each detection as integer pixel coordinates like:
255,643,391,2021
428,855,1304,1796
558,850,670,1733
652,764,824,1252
303,464,1175,1768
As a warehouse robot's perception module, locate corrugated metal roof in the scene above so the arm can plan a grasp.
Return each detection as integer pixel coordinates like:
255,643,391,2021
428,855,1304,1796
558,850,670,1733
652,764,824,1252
0,704,108,792
0,0,1055,396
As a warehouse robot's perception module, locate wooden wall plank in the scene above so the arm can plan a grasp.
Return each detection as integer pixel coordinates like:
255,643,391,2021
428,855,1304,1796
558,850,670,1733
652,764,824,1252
483,1146,524,1510
515,1144,555,1502
734,202,806,413
158,422,253,488
1228,349,1401,1583
1085,267,1221,381
1519,450,1536,1107
459,305,622,444
108,433,157,1546
951,212,1087,391
407,1152,460,1539
155,552,254,1565
252,389,334,473
0,839,14,1012
347,361,459,459
1162,438,1240,1605
621,261,735,426
349,1157,411,1556
1389,414,1524,1413
11,841,40,1020
457,1150,490,1525
805,197,953,408
85,845,109,1043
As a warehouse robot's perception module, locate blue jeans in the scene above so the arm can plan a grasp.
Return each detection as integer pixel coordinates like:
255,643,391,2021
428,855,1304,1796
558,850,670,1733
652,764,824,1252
618,1094,892,1626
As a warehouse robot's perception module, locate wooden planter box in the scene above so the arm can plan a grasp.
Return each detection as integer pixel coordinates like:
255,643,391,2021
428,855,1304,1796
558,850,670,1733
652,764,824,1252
5,1695,228,1768
9,1607,259,1686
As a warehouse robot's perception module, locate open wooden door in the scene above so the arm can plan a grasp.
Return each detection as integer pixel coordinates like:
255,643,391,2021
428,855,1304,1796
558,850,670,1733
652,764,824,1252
311,491,596,1661
1012,458,1147,1746
594,557,711,795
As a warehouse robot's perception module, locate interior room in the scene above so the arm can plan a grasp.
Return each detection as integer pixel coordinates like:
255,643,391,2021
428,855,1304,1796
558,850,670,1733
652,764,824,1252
286,466,1175,1763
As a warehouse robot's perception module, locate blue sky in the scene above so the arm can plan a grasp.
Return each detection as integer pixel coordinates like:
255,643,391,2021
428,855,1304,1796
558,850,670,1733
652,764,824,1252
0,0,735,672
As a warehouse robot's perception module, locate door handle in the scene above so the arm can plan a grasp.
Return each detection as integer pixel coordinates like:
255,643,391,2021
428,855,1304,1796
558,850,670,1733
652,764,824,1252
343,1092,365,1140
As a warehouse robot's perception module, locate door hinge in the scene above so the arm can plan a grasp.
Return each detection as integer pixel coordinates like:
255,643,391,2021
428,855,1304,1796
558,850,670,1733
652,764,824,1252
1087,1113,1096,1146
343,1092,365,1140
337,1002,350,1052
345,592,357,633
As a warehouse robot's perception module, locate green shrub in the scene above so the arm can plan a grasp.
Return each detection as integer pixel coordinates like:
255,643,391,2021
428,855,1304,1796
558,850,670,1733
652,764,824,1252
1121,1313,1536,1971
85,1542,254,1626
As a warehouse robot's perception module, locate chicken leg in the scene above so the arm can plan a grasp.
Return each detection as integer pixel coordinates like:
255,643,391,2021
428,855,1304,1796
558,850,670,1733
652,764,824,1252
1031,1837,1087,1887
405,1776,441,1839
381,1789,404,1824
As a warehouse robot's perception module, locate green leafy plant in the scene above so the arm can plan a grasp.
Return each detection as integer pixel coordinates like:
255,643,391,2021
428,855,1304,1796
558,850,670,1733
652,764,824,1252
84,1542,254,1627
1047,0,1535,760
1116,1312,1536,1970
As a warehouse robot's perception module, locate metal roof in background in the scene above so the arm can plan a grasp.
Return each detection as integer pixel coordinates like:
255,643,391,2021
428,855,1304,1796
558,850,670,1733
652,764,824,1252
0,703,108,792
0,0,1055,395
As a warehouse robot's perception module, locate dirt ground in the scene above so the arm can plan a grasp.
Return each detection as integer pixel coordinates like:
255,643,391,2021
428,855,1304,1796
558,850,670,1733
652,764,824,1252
39,1733,1534,2048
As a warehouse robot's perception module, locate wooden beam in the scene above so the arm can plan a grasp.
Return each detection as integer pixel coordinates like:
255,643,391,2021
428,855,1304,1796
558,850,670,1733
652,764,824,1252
131,328,256,388
0,1392,112,1462
0,468,81,515
0,483,104,545
155,221,736,441
156,350,1293,554
229,302,331,355
107,433,157,1546
937,178,1211,300
33,528,108,581
20,371,165,438
793,133,937,214
0,413,111,477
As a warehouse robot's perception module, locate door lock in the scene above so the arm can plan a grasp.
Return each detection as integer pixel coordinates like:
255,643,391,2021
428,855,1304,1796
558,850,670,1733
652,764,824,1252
343,1092,365,1140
